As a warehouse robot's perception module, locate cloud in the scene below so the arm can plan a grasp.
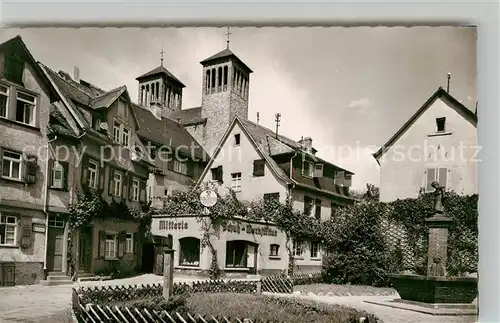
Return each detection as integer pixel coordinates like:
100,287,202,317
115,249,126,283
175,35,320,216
348,97,372,110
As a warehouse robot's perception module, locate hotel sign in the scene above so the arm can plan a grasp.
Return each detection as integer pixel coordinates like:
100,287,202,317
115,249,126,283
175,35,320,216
158,220,189,231
222,222,277,237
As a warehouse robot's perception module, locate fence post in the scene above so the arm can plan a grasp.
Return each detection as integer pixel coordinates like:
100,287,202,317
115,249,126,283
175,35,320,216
163,235,175,300
256,281,262,294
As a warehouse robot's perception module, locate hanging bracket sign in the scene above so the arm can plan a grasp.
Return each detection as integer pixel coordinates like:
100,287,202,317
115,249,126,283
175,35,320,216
200,189,218,208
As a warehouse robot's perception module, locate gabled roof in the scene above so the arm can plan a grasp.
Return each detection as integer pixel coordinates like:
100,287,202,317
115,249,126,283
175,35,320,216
197,116,355,201
90,85,126,109
373,87,478,162
47,104,79,139
200,48,253,74
133,104,208,161
135,65,186,88
0,36,58,100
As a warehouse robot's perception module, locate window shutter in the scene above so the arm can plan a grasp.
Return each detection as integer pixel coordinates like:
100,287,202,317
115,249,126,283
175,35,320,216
98,231,106,259
62,162,69,191
48,158,54,188
0,148,3,176
24,156,37,184
140,180,146,201
128,176,133,200
134,232,140,254
186,160,194,178
81,155,89,187
122,173,128,199
426,168,436,191
217,165,223,182
438,168,447,189
20,216,32,249
99,164,106,190
117,231,126,258
108,167,114,195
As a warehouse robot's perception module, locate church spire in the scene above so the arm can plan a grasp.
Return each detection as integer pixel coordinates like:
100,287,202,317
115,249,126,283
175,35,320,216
225,27,232,49
160,46,165,67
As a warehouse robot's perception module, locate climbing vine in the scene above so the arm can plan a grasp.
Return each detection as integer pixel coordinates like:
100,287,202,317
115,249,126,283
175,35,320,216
66,185,152,278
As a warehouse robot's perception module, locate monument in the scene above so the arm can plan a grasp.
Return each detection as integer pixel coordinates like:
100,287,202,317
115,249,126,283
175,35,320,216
387,182,478,308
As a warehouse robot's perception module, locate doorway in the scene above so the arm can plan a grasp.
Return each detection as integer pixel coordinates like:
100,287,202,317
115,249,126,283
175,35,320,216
47,215,65,271
78,226,93,273
141,242,155,273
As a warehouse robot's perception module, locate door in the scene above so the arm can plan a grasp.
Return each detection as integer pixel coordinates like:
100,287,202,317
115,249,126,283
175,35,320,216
78,226,93,272
47,228,64,271
247,244,258,274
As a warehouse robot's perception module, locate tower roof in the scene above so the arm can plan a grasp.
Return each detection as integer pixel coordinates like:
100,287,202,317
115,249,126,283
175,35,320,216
135,65,186,88
200,48,253,73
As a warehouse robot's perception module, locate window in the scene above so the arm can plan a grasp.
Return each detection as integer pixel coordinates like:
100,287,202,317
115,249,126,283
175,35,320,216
51,161,65,189
0,85,8,118
88,161,98,189
269,244,280,257
132,178,140,201
234,133,241,146
104,234,117,259
211,166,223,182
113,121,121,143
302,161,314,177
315,199,322,220
436,117,446,132
122,128,130,147
179,237,200,266
226,240,247,268
231,172,242,192
292,239,303,257
426,168,448,192
2,150,22,180
0,215,17,246
125,233,133,253
173,160,188,175
304,196,313,216
164,189,168,197
311,241,320,259
253,159,265,177
15,91,36,126
113,171,123,196
48,215,65,228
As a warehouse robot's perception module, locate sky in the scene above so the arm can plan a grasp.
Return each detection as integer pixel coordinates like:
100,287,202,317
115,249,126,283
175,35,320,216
0,27,476,191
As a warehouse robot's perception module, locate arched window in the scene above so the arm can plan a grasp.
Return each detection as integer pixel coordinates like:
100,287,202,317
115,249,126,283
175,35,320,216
179,237,200,266
232,67,237,87
156,82,160,100
140,85,145,104
211,68,216,90
206,70,211,93
151,83,155,102
223,66,228,87
218,67,223,87
145,84,149,106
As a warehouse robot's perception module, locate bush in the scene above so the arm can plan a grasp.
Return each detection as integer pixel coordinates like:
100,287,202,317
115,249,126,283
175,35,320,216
185,292,379,323
94,260,137,279
119,293,189,314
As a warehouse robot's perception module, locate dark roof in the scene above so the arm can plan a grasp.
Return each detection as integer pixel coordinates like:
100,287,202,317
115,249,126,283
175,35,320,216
200,48,253,73
239,118,354,174
90,86,126,109
373,87,478,161
133,104,208,160
47,104,78,138
168,107,207,126
135,65,186,87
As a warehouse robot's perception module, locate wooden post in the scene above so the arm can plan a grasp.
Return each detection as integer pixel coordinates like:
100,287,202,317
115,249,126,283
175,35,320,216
163,234,174,300
256,281,262,294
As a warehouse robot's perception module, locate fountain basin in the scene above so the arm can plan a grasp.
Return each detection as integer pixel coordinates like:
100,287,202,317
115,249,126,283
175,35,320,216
389,274,477,304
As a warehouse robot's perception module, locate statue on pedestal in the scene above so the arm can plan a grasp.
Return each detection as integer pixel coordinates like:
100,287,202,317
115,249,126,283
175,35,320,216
431,181,445,215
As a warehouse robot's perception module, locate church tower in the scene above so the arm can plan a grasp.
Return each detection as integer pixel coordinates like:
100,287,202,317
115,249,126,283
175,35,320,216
136,49,185,119
200,29,253,154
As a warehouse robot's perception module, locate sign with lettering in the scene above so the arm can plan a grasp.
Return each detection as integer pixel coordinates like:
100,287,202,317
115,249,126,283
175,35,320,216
158,220,189,231
222,222,277,237
200,190,218,207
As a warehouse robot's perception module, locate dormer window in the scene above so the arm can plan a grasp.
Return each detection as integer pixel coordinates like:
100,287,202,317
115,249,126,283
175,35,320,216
234,133,241,146
113,119,130,147
302,161,314,177
117,99,128,119
113,121,121,143
122,128,130,147
0,85,8,118
436,117,446,132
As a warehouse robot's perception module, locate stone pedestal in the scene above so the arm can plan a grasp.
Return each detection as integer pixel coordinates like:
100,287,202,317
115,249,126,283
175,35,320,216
163,247,175,300
425,215,453,276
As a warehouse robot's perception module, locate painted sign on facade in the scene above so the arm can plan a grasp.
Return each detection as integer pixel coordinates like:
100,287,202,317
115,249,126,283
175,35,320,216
222,221,278,237
158,219,189,231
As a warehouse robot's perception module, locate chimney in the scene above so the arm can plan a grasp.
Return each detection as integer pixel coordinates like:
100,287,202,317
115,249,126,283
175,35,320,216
74,66,80,83
298,137,313,154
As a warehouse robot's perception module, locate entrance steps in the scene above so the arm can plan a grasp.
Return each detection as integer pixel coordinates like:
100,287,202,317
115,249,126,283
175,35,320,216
40,271,74,286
